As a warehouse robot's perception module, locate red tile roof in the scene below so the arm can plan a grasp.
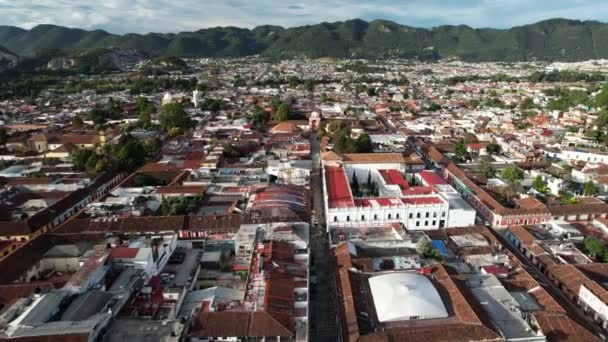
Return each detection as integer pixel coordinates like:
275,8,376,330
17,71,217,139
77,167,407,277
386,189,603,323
341,153,405,164
401,196,444,205
265,272,295,332
419,170,448,187
325,166,354,208
0,282,55,309
5,333,92,342
548,264,608,305
379,169,409,192
191,311,249,337
549,203,608,216
533,313,601,342
56,216,187,234
427,147,451,167
507,226,535,247
480,265,508,276
332,243,359,342
402,186,434,196
467,142,486,150
5,178,54,186
191,311,293,338
248,311,294,337
109,247,139,260
155,185,206,194
270,122,302,134
445,162,550,217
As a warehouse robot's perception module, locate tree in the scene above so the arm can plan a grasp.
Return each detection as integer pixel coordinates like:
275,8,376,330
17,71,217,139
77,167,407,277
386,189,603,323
136,97,155,128
453,139,469,162
485,142,501,155
485,97,504,108
351,171,360,197
85,153,100,171
88,100,123,125
0,127,7,145
287,76,301,87
89,108,109,125
593,109,608,142
559,190,577,205
326,120,350,137
304,79,315,92
372,185,379,197
274,103,290,121
94,158,110,173
168,127,184,137
116,138,146,172
28,170,46,178
159,195,203,215
252,106,270,128
596,109,608,127
584,236,606,262
428,102,442,111
143,137,162,158
416,239,432,255
554,130,566,143
222,144,243,159
362,171,374,196
501,165,523,183
520,97,535,110
200,98,225,111
532,175,547,193
316,121,327,138
366,87,377,97
477,155,495,179
501,165,524,198
333,131,356,154
584,180,597,196
160,197,170,216
355,133,373,153
355,84,367,94
595,85,608,108
233,76,246,88
416,239,442,260
467,99,480,109
72,148,98,171
159,103,192,131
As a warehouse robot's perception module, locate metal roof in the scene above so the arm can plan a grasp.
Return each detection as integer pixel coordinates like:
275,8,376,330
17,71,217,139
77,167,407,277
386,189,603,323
368,272,448,322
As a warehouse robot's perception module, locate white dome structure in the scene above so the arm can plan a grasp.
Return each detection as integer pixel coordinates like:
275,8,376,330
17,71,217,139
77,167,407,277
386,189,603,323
368,272,448,322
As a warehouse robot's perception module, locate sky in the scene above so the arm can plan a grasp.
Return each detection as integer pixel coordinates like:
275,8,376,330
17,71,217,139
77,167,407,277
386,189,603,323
1,0,607,34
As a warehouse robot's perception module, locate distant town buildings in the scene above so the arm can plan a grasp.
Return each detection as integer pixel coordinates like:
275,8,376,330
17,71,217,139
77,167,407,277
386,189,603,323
1,56,608,341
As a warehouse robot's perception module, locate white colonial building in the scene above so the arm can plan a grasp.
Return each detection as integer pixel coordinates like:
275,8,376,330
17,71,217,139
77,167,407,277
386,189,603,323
321,153,476,232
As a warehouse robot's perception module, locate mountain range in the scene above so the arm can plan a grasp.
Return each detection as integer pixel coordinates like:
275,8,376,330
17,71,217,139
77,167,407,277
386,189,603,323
2,18,608,61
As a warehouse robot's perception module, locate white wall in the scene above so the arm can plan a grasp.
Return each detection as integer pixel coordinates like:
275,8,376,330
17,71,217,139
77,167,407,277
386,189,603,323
344,163,404,182
40,257,80,273
579,285,608,324
446,207,476,228
562,150,608,164
326,202,449,230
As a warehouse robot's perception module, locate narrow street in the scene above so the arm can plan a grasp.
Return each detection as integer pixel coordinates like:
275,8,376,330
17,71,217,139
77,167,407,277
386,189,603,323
308,132,339,342
376,114,397,133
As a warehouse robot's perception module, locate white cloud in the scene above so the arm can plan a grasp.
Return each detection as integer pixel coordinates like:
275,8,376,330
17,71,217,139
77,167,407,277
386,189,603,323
0,0,606,34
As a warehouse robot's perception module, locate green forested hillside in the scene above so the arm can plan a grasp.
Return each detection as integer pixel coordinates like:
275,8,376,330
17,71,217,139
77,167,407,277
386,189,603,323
1,18,607,61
